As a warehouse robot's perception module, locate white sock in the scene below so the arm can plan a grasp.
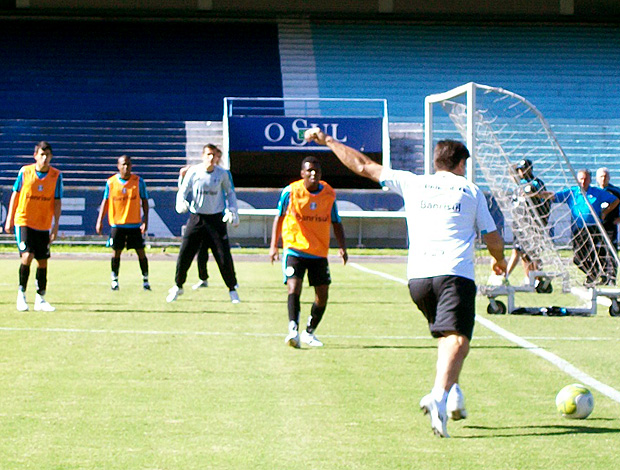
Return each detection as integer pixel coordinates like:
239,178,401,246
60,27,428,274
431,386,448,404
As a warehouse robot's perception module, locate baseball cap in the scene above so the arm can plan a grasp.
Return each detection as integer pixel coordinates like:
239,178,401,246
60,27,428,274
516,159,532,170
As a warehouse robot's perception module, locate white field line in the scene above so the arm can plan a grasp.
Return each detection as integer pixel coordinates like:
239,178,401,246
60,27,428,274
0,326,434,340
0,326,617,342
349,262,620,404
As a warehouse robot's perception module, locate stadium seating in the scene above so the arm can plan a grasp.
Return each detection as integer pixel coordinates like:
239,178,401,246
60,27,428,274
307,22,620,178
1,20,620,191
0,19,283,189
0,119,186,188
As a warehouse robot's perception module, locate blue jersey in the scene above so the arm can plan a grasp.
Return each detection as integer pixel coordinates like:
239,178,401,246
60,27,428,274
554,185,617,228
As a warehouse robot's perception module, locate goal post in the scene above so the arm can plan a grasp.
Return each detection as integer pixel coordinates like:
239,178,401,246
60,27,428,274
424,82,477,179
424,82,620,315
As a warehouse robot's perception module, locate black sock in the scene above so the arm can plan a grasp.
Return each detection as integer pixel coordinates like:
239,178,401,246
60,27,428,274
139,257,149,279
35,267,47,295
111,257,120,279
287,293,300,325
307,303,327,333
19,264,30,292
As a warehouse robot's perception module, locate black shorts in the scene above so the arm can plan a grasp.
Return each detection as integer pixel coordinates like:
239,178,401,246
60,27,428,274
109,227,145,251
408,275,477,340
284,253,331,286
16,226,51,260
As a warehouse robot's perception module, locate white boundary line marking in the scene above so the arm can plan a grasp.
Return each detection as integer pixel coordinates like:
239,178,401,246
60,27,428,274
349,262,620,404
0,326,435,340
0,327,618,342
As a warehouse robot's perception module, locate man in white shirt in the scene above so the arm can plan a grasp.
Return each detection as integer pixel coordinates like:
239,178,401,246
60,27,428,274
305,129,506,438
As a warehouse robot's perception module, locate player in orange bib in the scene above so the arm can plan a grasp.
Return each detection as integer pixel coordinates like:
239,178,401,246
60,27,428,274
96,155,150,291
269,156,348,348
4,141,63,312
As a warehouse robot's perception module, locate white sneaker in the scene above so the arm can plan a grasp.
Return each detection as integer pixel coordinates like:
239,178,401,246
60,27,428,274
111,280,119,291
34,293,56,312
229,290,240,304
420,394,449,438
192,280,208,290
16,291,29,311
446,384,468,421
166,286,183,303
300,330,323,347
285,329,300,349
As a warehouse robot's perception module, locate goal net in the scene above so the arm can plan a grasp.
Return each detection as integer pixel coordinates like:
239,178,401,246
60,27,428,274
424,83,619,310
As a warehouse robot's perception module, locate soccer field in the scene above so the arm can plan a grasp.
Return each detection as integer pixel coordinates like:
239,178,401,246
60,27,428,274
1,254,619,469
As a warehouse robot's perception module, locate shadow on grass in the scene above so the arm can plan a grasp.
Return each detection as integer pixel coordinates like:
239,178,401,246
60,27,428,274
458,422,620,438
41,302,253,315
327,344,437,350
326,343,522,351
84,308,250,315
327,300,409,306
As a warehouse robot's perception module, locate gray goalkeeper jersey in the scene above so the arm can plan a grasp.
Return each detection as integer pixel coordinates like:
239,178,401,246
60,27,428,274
177,164,238,215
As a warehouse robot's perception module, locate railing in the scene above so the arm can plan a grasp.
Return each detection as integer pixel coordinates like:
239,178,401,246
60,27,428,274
236,208,407,248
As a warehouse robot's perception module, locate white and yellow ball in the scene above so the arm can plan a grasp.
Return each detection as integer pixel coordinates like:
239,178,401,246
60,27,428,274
555,384,594,419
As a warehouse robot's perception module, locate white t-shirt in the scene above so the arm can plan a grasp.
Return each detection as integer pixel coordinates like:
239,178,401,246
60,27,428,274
380,168,497,281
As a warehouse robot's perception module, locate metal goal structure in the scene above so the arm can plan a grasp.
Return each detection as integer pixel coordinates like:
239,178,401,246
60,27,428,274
424,82,620,316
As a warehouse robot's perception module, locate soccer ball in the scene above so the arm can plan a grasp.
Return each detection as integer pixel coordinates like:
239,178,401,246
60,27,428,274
555,384,594,419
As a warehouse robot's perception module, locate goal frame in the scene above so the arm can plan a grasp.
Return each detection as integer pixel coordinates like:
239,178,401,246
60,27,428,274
423,82,620,316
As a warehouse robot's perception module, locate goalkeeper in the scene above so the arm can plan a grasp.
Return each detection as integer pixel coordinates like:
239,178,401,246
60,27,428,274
506,159,551,286
167,144,240,304
179,164,211,290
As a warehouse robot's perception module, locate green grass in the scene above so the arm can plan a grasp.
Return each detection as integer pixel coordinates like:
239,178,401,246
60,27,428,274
0,244,409,257
0,255,619,469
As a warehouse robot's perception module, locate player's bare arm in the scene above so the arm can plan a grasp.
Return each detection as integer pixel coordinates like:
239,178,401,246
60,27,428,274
4,191,19,234
269,215,284,263
304,128,383,182
141,198,149,234
537,190,555,201
483,230,507,275
95,199,109,235
51,199,62,242
332,221,348,265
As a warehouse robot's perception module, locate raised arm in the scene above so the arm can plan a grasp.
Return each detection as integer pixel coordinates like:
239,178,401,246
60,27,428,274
304,128,383,183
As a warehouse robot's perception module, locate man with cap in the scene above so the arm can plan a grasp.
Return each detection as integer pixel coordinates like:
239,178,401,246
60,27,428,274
506,159,551,285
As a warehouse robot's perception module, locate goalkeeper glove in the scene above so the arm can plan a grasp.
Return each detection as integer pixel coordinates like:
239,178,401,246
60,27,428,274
222,208,239,227
175,199,189,214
